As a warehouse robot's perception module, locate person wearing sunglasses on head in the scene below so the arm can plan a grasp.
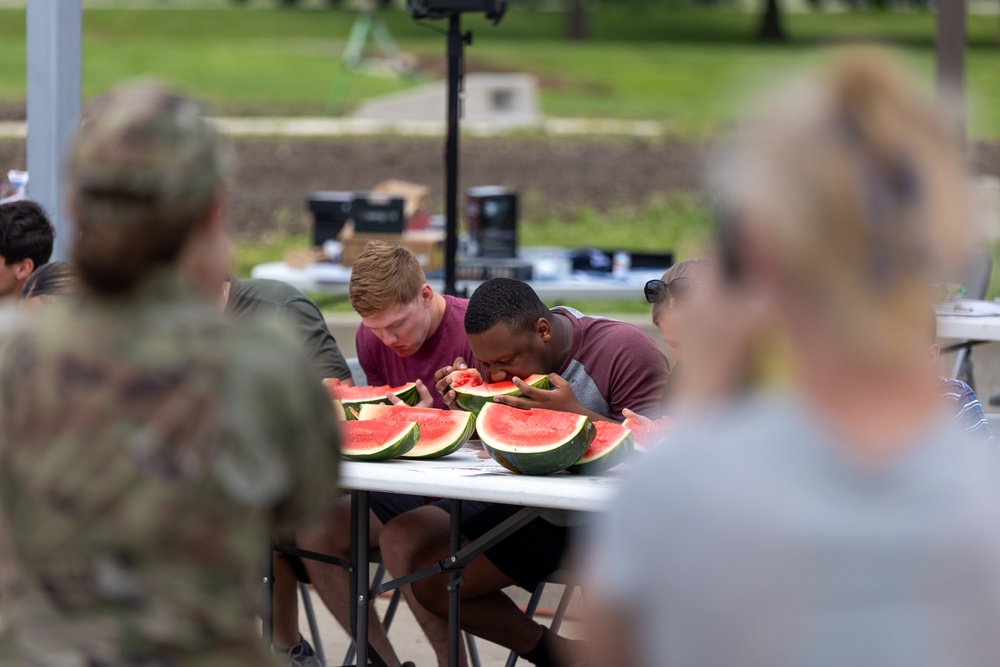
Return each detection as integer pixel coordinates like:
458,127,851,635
643,259,715,368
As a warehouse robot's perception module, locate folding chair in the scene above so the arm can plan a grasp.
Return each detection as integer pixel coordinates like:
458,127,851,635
282,548,407,667
462,572,578,667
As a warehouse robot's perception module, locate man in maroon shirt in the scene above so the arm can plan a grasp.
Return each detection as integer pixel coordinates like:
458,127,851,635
381,278,670,667
352,242,472,410
296,241,474,667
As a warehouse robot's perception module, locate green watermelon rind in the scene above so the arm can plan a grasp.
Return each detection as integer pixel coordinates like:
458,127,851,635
341,421,421,461
569,428,635,475
356,404,476,460
478,403,596,475
340,383,420,420
451,373,550,417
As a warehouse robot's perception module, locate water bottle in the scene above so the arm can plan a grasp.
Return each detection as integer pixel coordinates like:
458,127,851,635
612,251,631,280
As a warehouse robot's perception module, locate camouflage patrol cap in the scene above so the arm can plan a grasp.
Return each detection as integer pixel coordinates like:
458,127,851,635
68,81,233,294
68,81,230,227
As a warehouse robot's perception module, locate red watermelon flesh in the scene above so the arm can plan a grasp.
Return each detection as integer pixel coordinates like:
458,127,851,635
623,416,672,452
355,404,475,459
340,419,420,461
477,402,595,475
449,369,546,394
324,379,413,401
579,421,631,461
322,379,419,418
448,369,550,416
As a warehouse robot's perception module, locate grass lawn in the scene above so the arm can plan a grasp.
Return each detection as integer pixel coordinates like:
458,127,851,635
1,7,999,136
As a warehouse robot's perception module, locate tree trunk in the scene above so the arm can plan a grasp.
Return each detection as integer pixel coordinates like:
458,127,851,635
566,0,588,42
757,0,786,42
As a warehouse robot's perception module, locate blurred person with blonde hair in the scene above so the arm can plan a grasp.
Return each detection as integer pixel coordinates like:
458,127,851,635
586,51,1000,667
0,82,340,667
642,258,715,368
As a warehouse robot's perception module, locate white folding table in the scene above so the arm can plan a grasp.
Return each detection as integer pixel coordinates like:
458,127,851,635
936,304,1000,389
250,261,663,302
337,448,618,667
936,314,1000,343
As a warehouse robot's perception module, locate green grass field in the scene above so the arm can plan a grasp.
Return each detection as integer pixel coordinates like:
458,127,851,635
5,4,1000,309
1,7,999,136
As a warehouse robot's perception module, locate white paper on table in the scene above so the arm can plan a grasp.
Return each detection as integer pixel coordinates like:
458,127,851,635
936,300,1000,317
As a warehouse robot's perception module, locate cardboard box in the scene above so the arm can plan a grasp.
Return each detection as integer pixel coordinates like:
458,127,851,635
372,179,431,222
339,230,446,271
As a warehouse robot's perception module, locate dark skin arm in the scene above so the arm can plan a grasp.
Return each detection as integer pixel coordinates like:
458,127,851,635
434,356,470,409
493,374,617,423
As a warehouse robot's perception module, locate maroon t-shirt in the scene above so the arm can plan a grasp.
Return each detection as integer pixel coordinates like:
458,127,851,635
551,307,670,421
355,295,473,410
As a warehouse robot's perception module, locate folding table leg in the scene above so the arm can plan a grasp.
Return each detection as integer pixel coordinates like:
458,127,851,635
355,490,371,667
262,545,274,646
448,498,463,667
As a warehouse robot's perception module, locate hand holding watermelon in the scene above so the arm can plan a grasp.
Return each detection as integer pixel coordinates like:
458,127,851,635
621,408,652,425
387,379,435,408
494,373,586,416
434,356,470,409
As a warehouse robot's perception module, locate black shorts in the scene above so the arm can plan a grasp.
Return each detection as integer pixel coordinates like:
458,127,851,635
369,492,488,526
461,504,570,591
279,492,483,582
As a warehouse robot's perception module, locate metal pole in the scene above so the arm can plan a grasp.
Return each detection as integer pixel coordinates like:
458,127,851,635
444,15,468,298
447,498,463,667
936,0,966,142
26,0,82,261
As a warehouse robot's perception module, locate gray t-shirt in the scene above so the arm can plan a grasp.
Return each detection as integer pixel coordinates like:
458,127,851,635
589,394,1000,667
225,278,351,382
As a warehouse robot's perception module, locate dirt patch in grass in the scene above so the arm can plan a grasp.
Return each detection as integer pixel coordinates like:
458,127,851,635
6,135,1000,241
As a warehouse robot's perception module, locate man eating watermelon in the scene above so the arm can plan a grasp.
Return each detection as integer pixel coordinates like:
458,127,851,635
295,240,481,667
376,278,669,667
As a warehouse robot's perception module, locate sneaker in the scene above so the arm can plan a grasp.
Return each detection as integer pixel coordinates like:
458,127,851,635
287,645,324,667
275,636,325,667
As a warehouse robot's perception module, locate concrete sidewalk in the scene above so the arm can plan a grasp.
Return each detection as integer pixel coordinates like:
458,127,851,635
292,576,585,667
0,117,668,141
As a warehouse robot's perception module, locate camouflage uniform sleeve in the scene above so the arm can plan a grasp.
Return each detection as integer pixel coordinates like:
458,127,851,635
220,322,341,536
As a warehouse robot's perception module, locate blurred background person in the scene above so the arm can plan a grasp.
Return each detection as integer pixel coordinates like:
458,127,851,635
19,260,80,310
927,311,993,446
586,51,1000,667
643,258,714,369
0,200,54,333
0,82,340,667
223,275,352,385
219,272,352,666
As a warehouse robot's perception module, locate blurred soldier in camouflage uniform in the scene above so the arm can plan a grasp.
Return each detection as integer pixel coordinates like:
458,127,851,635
0,82,341,667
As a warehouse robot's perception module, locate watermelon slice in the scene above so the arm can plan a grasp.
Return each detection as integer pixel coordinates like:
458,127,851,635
340,420,420,461
323,378,419,419
447,369,550,417
477,402,595,475
356,404,475,459
623,416,672,452
570,420,634,474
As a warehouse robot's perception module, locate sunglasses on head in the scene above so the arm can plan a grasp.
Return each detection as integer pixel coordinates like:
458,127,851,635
644,276,694,305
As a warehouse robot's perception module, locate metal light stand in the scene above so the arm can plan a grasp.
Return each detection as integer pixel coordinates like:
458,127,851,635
444,13,472,298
